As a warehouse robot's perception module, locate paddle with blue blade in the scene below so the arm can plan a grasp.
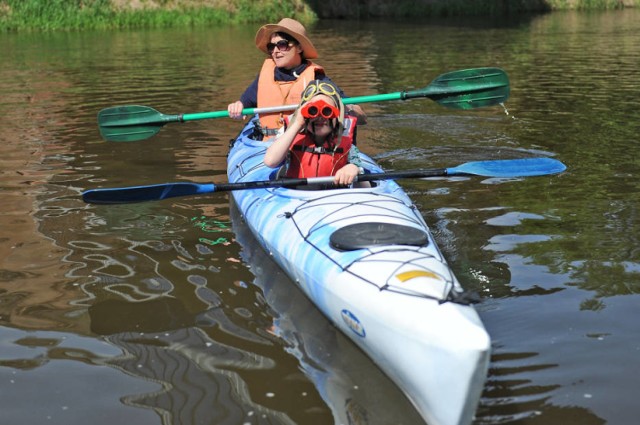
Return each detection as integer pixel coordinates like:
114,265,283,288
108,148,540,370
82,157,565,204
98,67,509,142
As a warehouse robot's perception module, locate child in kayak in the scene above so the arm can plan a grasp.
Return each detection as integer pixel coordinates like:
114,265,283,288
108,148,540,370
264,80,368,187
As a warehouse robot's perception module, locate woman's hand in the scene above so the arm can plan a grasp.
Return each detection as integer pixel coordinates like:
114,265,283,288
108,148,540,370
346,104,367,125
227,101,245,120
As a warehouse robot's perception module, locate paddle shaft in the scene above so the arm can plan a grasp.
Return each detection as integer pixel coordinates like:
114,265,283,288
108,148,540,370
82,171,447,204
211,169,450,191
114,91,449,125
179,90,452,122
183,160,553,190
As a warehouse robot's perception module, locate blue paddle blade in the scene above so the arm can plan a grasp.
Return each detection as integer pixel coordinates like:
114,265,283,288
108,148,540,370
82,182,215,204
446,157,566,177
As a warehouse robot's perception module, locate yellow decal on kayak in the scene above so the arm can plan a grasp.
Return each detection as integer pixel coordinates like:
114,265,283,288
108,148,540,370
396,270,442,282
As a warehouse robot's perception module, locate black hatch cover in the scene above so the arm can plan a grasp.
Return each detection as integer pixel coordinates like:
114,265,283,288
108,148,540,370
330,222,429,251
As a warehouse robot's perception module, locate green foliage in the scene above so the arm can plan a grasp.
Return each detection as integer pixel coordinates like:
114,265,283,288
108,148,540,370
0,0,315,32
1,0,110,31
233,0,316,24
0,0,233,31
393,0,550,16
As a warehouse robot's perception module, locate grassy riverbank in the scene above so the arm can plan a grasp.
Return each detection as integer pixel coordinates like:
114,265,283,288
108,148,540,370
0,0,316,32
1,0,638,32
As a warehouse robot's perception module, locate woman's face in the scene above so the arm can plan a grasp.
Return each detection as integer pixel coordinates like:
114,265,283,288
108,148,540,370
306,94,337,138
269,34,303,69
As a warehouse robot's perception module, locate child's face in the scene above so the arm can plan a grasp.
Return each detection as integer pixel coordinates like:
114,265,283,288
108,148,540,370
305,94,337,137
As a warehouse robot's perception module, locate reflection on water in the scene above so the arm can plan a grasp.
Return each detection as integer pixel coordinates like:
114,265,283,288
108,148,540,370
0,326,159,425
2,9,640,425
230,200,424,425
104,328,291,425
21,198,424,425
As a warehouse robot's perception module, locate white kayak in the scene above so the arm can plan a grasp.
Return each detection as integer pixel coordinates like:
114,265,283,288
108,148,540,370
227,117,490,425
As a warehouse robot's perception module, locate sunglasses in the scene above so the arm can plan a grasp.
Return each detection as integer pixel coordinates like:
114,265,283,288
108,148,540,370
266,40,294,54
301,99,339,120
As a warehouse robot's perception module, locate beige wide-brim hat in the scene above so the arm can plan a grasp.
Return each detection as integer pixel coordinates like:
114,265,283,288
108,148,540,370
255,18,318,59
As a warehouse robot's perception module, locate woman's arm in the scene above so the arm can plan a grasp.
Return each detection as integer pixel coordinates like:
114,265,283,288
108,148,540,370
227,76,259,119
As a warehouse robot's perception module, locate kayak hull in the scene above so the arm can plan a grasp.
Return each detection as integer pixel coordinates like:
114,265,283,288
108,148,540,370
227,118,490,425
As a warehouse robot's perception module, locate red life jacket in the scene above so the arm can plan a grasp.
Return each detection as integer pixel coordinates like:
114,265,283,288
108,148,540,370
257,59,324,136
285,117,357,178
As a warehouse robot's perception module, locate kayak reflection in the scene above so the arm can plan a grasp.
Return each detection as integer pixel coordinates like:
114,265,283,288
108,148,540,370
230,200,425,424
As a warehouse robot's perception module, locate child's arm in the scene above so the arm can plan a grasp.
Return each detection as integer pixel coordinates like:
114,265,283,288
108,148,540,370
264,112,305,168
334,145,369,187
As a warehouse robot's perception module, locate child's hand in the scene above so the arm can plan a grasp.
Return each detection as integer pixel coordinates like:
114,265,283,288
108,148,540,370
289,107,307,132
334,164,359,186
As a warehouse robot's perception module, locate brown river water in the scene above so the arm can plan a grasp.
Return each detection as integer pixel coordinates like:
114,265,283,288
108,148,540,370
1,10,639,425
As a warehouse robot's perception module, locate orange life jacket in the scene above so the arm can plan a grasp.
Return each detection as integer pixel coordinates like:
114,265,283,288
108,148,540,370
257,59,324,135
286,117,357,178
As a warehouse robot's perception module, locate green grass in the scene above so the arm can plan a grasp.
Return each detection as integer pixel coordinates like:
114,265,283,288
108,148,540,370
548,0,634,9
0,0,316,32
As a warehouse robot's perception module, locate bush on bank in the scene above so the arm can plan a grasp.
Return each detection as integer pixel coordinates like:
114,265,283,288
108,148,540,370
309,0,638,18
1,0,638,32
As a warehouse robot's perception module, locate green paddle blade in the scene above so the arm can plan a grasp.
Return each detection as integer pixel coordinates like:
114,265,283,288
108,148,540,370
404,67,510,109
98,105,182,142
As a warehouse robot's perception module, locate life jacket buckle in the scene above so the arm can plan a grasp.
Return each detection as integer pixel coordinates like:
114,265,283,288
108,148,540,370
261,127,280,136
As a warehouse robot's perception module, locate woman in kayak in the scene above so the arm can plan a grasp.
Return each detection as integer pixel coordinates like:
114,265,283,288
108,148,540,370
226,18,365,139
264,80,368,187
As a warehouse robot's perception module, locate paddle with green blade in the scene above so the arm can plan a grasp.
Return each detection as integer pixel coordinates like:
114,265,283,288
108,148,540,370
82,157,565,204
98,67,510,142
